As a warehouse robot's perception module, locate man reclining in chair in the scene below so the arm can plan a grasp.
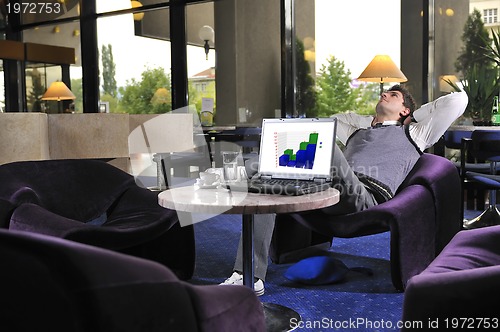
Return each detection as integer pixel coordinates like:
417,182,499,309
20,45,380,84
221,85,468,295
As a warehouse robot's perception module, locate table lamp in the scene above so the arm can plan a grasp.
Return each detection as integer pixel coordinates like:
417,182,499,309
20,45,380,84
357,55,408,95
41,81,76,113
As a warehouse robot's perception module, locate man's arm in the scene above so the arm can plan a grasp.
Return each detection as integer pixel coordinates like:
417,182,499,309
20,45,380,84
331,112,373,144
408,91,468,151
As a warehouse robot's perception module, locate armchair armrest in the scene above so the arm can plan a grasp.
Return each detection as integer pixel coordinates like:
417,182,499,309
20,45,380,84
9,203,88,238
403,266,500,323
401,154,461,252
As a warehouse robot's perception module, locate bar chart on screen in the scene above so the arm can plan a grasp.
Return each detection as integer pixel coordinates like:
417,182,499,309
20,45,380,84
273,131,321,169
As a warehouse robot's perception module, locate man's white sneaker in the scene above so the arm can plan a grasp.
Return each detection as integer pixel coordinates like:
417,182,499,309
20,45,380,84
220,271,265,296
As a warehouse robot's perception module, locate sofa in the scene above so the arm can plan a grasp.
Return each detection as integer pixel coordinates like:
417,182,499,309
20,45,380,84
270,153,462,291
0,159,195,280
402,225,500,327
0,229,265,332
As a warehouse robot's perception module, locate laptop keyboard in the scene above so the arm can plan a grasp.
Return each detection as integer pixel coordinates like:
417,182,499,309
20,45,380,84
253,178,312,187
247,178,329,195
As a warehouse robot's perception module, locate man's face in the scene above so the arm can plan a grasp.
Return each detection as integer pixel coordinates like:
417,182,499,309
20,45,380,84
375,90,410,120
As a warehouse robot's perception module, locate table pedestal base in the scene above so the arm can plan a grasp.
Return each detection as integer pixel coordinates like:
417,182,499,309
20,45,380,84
263,302,301,332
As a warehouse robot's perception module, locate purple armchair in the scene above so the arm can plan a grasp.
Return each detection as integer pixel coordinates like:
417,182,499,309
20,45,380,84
402,226,500,326
0,159,195,280
270,153,462,291
0,229,265,332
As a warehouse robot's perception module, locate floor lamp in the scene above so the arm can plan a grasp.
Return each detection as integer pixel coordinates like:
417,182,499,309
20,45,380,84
41,81,76,113
357,55,408,95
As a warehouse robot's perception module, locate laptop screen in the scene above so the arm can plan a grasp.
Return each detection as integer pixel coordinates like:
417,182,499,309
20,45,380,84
258,118,337,181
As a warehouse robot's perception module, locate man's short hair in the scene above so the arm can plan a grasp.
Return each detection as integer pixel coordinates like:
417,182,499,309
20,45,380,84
388,85,416,114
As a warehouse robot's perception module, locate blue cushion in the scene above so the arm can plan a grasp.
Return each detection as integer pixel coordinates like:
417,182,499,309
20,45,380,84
284,256,372,285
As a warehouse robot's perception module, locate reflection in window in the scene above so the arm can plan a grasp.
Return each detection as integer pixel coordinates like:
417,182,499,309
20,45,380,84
26,66,46,112
21,19,81,113
25,64,67,113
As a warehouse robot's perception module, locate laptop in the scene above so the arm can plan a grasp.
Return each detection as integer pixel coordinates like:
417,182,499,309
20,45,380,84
226,117,337,196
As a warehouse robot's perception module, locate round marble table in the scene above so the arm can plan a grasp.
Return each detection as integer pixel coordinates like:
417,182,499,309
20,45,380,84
159,185,340,331
158,185,339,215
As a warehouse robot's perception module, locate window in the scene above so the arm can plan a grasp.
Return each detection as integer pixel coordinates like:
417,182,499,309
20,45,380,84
483,8,498,24
97,10,172,114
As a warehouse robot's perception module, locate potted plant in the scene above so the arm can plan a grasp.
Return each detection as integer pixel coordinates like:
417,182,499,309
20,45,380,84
484,28,500,66
449,10,499,125
446,65,498,125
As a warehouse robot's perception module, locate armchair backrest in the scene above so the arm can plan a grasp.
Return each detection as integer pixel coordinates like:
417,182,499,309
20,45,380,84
398,153,457,192
443,130,471,150
469,130,500,163
0,159,135,222
0,230,83,331
0,229,199,332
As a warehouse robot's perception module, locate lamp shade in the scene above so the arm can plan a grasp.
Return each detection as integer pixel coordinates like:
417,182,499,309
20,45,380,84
357,55,407,84
41,81,76,101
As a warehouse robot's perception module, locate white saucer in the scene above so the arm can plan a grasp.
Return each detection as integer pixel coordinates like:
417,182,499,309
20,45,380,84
196,179,220,189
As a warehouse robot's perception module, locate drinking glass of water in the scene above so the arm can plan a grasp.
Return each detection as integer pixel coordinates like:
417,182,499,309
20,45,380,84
222,151,240,182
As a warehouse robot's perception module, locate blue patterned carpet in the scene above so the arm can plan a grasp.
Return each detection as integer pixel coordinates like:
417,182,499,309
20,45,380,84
189,214,403,332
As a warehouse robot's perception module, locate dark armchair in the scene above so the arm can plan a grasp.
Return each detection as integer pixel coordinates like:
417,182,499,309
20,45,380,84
0,159,195,280
0,229,265,332
271,153,462,291
402,225,500,326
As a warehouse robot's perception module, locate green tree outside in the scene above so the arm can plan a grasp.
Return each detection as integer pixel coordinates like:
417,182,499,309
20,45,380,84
188,80,216,117
315,56,378,117
70,78,83,113
188,81,200,110
455,9,492,74
118,67,172,114
100,93,123,113
101,44,118,98
451,10,498,121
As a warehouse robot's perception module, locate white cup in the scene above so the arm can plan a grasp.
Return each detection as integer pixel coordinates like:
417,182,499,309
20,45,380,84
199,171,220,185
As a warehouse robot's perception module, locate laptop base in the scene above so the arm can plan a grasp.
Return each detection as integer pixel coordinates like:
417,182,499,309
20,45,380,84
224,180,331,196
